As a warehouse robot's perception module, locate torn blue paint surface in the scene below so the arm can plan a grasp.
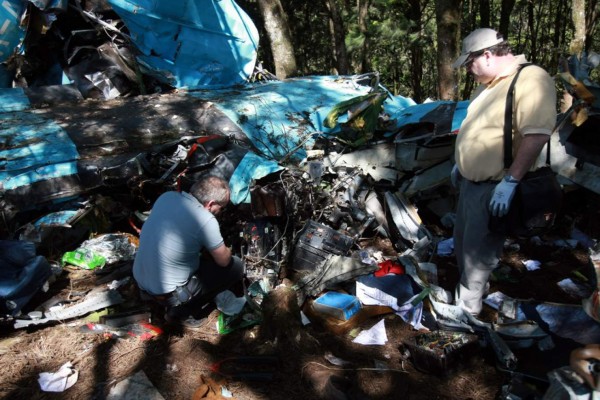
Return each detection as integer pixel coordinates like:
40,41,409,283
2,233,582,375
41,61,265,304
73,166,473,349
388,100,470,135
0,102,79,191
28,0,67,10
229,152,283,205
33,210,80,227
107,0,259,89
0,74,464,211
190,75,416,163
2,162,79,191
0,0,27,87
0,88,30,112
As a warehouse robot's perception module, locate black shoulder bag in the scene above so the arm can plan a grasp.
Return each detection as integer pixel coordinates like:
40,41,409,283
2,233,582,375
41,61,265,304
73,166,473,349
488,64,563,237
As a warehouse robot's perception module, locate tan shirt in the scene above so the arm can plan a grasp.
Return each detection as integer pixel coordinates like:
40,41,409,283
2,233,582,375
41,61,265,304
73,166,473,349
456,55,557,182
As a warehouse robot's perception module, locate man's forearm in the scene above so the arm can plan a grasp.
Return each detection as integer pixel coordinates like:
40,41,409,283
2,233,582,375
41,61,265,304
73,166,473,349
211,244,232,267
507,134,551,180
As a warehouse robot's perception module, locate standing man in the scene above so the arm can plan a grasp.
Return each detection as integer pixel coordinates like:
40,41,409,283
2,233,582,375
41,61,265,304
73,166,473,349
133,175,244,328
451,28,557,315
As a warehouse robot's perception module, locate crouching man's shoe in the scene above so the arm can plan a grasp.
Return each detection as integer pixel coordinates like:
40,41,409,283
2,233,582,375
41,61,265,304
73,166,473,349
164,313,207,331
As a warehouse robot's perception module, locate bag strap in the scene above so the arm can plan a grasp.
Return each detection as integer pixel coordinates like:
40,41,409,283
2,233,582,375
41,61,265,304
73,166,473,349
503,63,552,169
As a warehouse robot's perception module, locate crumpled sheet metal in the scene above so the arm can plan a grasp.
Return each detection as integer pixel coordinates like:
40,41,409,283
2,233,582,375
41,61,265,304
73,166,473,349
0,110,79,192
0,1,27,86
384,191,430,246
229,152,283,204
107,0,259,89
14,289,124,329
0,87,30,112
192,75,414,163
551,121,600,195
1,0,69,87
294,255,378,301
388,100,470,136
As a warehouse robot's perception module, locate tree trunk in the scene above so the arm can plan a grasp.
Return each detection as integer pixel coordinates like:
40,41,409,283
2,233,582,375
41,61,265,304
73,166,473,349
479,0,490,28
256,0,298,79
357,0,371,73
436,0,462,100
467,0,476,31
407,0,423,103
570,0,586,55
526,2,540,63
585,0,599,53
498,0,516,39
325,0,351,75
552,0,567,60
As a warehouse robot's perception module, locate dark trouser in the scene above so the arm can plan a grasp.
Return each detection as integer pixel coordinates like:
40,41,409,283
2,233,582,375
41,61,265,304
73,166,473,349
454,179,505,315
142,256,244,320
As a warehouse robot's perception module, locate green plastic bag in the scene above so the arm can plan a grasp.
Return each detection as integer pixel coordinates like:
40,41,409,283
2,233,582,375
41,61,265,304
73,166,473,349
216,304,262,335
61,248,106,270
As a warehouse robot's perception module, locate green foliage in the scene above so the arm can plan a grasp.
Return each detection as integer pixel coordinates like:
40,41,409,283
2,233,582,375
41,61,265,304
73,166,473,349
238,0,600,101
346,29,366,53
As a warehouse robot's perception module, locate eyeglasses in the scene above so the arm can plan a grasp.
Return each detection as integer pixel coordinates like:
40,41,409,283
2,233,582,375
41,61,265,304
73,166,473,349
464,49,486,68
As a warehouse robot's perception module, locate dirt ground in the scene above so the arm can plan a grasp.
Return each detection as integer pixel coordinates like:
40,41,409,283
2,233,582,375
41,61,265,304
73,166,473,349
0,186,598,400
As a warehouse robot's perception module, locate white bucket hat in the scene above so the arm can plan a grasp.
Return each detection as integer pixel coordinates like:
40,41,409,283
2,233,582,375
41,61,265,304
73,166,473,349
452,28,504,68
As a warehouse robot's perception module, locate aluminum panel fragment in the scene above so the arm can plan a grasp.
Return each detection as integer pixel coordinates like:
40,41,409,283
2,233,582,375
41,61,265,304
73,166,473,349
107,0,259,89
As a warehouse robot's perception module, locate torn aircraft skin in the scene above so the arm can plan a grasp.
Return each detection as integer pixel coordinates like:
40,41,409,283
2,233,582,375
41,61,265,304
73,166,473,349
386,100,470,136
0,74,416,223
107,0,260,89
546,52,600,195
3,66,599,243
0,0,27,86
0,90,247,218
1,0,70,88
190,74,415,163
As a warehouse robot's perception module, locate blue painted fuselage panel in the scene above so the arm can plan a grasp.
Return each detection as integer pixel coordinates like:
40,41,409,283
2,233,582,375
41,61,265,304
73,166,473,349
0,89,79,192
107,0,259,89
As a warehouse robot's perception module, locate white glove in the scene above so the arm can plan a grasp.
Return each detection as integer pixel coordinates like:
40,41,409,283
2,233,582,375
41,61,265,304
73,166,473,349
450,164,462,188
489,176,519,217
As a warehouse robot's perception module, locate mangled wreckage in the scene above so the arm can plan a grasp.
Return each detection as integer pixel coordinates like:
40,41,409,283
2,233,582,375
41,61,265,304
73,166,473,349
2,0,600,397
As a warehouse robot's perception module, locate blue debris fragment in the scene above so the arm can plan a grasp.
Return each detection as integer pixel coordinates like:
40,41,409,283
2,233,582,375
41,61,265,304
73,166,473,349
0,240,52,316
107,0,259,89
0,0,27,87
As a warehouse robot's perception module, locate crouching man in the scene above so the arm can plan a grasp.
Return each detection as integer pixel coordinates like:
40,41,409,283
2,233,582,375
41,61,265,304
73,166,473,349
133,175,244,328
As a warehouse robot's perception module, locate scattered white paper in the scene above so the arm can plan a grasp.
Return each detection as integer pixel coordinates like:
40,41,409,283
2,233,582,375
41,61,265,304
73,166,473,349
324,352,351,366
557,278,590,299
483,291,512,310
522,259,541,271
352,319,388,345
221,386,234,398
107,277,130,290
38,362,79,392
107,370,165,400
300,311,311,326
214,290,246,316
436,238,454,256
356,281,398,307
429,285,453,304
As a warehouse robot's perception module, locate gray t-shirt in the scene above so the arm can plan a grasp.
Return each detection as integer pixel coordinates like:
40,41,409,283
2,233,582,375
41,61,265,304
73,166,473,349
132,191,224,294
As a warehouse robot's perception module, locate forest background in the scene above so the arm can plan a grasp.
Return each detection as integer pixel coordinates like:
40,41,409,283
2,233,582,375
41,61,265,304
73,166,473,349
236,0,600,105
